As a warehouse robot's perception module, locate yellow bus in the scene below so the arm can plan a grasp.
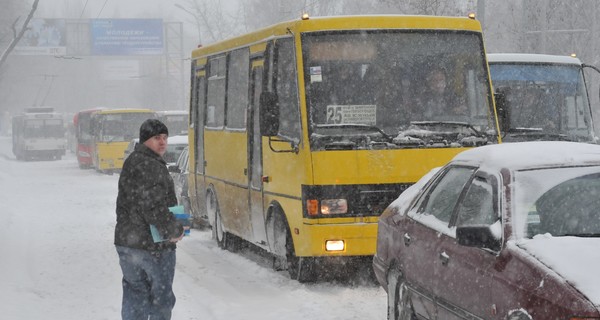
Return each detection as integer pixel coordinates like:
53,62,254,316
90,108,156,174
187,14,501,282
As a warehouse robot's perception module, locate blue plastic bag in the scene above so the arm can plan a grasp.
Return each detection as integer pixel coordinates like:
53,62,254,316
149,206,191,242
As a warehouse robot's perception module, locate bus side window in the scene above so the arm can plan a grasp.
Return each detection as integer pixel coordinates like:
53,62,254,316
206,56,226,128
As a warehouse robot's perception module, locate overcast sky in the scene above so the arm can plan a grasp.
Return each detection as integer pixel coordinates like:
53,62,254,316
35,0,175,19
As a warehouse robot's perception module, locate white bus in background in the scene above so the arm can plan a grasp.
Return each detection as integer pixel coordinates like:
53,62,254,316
12,107,67,161
489,53,598,143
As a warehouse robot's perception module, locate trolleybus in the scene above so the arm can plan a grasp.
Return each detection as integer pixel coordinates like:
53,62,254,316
12,107,66,161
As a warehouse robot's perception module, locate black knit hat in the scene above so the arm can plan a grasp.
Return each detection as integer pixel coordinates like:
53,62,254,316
139,119,169,143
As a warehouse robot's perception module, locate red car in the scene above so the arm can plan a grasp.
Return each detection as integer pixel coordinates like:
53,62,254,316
373,141,600,320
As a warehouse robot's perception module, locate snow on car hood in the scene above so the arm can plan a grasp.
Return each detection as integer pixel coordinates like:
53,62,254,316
515,235,600,307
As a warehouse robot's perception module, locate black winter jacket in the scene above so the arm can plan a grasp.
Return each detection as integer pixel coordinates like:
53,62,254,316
114,143,182,251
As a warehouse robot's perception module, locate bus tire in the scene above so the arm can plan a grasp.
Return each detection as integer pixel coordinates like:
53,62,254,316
207,188,229,250
269,209,288,271
285,226,317,283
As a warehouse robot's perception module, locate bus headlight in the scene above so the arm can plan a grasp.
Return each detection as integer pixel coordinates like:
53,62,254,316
321,199,348,214
306,199,348,216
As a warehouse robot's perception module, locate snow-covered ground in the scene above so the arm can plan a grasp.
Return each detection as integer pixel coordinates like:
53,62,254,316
0,136,386,320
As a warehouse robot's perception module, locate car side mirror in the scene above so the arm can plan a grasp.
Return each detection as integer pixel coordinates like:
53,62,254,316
259,91,279,137
456,225,501,252
168,165,181,173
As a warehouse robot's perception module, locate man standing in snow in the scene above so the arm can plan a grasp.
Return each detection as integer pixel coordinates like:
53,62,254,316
114,118,185,320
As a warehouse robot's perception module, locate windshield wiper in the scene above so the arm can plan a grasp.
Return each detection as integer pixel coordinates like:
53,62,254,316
395,121,489,147
563,233,600,237
410,121,485,137
314,124,393,142
504,129,573,141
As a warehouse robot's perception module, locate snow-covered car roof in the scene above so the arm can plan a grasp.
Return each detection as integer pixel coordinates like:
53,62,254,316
168,135,188,145
487,53,582,65
451,141,600,171
158,110,187,115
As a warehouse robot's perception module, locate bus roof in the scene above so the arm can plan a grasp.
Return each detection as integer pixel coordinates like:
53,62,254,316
93,108,155,115
192,15,482,59
487,53,582,66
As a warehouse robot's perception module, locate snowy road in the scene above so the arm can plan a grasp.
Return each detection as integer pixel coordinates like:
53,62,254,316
0,136,386,320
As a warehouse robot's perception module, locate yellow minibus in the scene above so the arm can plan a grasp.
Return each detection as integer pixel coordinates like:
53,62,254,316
187,14,501,282
90,108,156,174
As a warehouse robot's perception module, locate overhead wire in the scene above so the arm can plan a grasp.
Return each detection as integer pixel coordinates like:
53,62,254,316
97,0,109,18
79,0,89,19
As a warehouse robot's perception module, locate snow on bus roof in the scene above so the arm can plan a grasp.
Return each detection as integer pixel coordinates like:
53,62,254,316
487,53,581,65
451,141,600,171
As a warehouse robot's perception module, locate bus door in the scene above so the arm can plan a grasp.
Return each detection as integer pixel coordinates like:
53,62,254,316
191,65,207,220
248,64,267,245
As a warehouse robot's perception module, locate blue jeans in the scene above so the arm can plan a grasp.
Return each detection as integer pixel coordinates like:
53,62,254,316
116,246,176,320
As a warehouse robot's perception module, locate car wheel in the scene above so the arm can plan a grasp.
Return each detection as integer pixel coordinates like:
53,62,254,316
507,310,533,320
387,268,416,320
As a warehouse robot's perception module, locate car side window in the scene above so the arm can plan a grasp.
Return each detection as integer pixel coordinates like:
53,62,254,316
418,166,475,223
455,176,498,227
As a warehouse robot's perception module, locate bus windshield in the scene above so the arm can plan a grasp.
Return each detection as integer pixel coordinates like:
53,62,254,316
98,113,154,142
25,119,65,138
160,114,188,136
303,30,495,150
489,63,594,142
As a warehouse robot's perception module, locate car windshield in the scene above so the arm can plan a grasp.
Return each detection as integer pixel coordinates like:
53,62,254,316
164,143,187,164
303,30,496,150
513,166,600,239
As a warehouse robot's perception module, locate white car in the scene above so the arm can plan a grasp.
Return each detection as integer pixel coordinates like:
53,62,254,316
164,135,188,166
123,134,188,166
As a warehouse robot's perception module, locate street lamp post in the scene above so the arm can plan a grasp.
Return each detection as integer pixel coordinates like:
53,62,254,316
174,4,202,46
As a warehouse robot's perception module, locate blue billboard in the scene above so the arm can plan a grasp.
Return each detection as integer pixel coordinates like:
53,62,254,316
91,19,163,55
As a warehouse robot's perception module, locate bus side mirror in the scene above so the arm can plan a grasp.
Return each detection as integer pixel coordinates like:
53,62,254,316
494,90,510,134
260,92,280,137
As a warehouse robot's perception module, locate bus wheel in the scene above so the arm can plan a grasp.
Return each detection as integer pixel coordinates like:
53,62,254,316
207,189,228,249
214,209,227,249
285,228,317,283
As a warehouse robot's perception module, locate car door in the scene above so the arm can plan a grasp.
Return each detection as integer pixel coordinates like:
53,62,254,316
403,166,476,319
433,173,500,319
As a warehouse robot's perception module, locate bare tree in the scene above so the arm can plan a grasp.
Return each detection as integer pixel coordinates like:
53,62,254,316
377,0,474,15
0,0,39,70
178,0,249,44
